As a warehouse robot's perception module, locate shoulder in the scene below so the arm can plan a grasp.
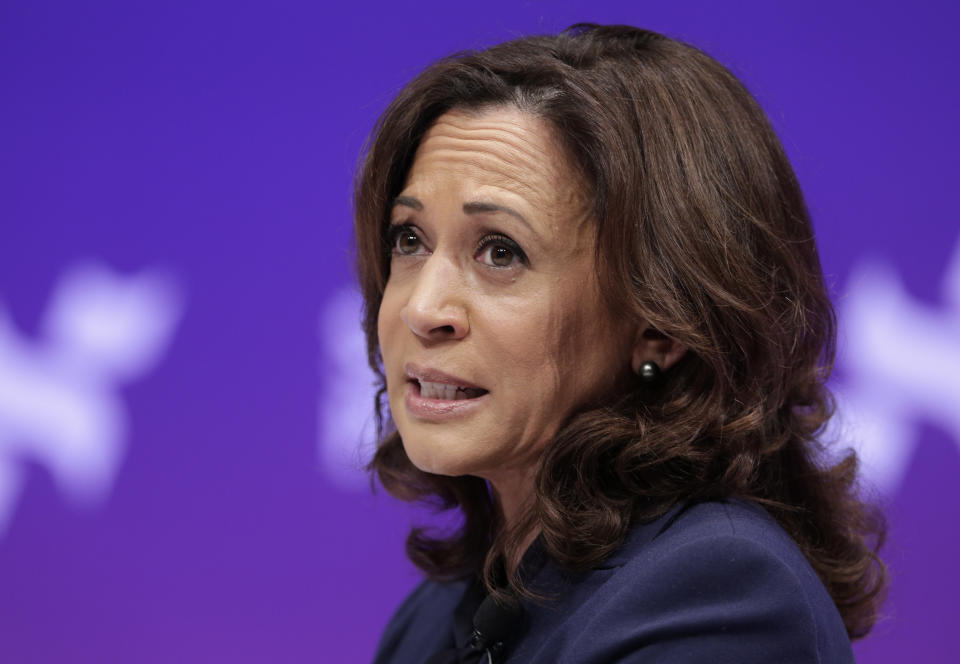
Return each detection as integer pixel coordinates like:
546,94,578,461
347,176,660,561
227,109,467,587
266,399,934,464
634,500,848,636
532,499,853,664
622,498,822,573
372,577,465,664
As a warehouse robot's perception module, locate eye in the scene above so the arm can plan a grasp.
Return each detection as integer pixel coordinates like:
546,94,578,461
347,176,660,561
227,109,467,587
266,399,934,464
388,224,426,256
476,234,526,268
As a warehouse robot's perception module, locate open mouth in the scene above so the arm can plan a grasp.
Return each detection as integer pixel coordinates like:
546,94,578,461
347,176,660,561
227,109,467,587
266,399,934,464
410,379,489,401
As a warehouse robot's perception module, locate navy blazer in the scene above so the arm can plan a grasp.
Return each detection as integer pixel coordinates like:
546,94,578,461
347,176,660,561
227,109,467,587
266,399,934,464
373,499,854,663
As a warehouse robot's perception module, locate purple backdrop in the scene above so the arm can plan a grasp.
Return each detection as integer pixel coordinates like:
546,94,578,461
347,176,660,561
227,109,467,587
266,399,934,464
1,1,957,662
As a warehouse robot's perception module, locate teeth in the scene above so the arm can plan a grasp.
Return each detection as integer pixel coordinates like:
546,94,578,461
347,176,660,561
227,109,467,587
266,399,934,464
419,380,484,400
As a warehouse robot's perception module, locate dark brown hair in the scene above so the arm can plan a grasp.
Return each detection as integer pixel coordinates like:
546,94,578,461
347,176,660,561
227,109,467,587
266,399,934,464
354,24,886,639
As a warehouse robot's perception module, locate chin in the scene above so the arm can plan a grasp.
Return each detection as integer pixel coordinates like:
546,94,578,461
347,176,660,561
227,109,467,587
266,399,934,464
400,434,479,478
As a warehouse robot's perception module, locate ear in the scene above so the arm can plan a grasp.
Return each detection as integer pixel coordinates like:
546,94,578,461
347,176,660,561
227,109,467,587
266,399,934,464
630,324,687,375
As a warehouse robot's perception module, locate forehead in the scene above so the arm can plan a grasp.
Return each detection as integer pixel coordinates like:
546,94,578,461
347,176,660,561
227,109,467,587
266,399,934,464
402,107,588,219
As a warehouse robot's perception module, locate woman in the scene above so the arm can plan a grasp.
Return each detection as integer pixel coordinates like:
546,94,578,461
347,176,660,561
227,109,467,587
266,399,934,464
355,24,886,663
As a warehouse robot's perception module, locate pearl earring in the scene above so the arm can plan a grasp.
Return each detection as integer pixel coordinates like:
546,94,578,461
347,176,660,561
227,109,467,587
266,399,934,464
638,361,661,383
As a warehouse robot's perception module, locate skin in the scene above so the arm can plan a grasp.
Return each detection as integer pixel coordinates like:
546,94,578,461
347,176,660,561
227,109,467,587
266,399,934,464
377,106,684,533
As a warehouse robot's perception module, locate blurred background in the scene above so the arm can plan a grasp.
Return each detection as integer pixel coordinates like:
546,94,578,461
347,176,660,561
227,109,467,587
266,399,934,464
1,1,957,661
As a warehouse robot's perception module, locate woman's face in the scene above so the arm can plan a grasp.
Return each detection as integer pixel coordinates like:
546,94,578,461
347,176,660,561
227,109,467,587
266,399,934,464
378,107,636,496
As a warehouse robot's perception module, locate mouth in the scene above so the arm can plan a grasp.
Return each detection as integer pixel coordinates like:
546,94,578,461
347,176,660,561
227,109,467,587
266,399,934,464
402,363,490,419
408,378,489,401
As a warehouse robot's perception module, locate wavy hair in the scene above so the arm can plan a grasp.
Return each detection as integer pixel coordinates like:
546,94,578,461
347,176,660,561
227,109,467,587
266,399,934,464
354,24,886,638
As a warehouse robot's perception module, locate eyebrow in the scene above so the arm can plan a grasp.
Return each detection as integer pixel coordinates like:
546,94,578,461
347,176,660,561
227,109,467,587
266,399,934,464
392,195,423,211
392,196,533,234
462,201,532,231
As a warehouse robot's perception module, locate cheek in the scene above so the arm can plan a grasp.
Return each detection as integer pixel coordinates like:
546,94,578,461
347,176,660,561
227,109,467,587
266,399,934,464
481,294,571,423
487,303,557,379
544,282,624,403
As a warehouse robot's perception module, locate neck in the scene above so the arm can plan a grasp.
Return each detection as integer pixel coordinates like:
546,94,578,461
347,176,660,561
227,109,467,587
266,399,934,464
488,466,533,528
489,472,540,578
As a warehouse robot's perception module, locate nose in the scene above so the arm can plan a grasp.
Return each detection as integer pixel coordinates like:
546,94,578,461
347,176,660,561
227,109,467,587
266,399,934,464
399,255,469,341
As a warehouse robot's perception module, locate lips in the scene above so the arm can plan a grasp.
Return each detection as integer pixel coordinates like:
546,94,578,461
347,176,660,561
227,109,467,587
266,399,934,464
416,380,487,400
404,362,488,401
403,363,489,419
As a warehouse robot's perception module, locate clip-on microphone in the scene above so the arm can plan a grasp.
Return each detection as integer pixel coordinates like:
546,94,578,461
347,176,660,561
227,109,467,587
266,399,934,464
469,594,525,664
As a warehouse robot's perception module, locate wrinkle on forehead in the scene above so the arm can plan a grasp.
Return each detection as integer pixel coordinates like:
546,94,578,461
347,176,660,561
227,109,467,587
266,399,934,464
406,108,593,238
